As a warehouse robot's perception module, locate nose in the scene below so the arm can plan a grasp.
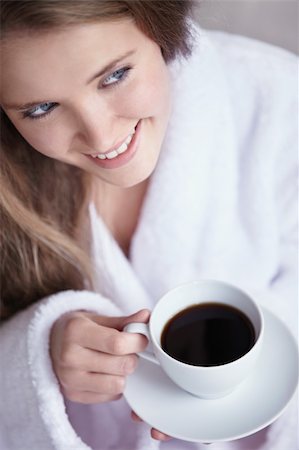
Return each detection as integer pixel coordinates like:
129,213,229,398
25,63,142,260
73,99,121,152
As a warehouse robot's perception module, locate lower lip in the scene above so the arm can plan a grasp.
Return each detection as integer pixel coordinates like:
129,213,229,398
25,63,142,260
86,120,142,170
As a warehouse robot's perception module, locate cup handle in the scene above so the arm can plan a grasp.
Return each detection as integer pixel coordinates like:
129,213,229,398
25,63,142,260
124,322,159,365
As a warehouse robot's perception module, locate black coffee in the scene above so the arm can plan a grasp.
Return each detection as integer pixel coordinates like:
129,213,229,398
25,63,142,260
161,303,256,367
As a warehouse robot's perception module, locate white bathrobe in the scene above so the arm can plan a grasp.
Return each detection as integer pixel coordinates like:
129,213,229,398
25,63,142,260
0,26,297,450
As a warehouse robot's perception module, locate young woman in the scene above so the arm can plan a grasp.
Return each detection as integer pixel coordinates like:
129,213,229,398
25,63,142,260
0,1,297,449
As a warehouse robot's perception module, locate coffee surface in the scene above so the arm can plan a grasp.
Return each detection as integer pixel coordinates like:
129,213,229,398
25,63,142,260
161,303,255,366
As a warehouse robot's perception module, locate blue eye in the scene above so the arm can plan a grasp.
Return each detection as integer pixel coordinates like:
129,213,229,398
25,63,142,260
23,102,57,119
102,67,130,87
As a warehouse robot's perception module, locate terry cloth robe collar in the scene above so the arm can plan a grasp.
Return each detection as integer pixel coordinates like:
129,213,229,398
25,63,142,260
89,28,239,311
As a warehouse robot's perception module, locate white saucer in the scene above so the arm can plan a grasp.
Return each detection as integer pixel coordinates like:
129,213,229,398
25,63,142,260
124,307,298,443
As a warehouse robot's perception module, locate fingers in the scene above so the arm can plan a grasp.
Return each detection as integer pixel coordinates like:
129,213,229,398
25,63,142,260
64,390,122,404
131,411,172,441
50,309,151,405
60,370,126,395
67,347,138,375
91,309,151,331
131,411,143,422
151,429,172,441
84,324,148,355
62,309,150,355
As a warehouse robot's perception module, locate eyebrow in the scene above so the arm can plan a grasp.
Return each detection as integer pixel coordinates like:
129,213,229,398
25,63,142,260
2,49,137,111
2,99,49,111
86,49,136,84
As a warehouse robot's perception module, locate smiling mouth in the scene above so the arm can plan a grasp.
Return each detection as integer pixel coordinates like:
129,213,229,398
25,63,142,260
91,128,136,160
86,120,141,169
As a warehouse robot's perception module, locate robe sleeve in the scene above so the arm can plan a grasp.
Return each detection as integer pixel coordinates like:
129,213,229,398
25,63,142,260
0,290,121,450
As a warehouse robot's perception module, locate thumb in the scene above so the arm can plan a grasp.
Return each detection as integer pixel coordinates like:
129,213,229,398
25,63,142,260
88,309,151,331
122,309,151,329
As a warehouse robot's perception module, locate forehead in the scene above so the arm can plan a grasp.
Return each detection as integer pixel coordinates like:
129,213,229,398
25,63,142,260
0,19,147,103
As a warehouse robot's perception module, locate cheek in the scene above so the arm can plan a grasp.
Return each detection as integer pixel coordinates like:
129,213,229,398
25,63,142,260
8,117,69,159
115,68,170,119
137,82,170,117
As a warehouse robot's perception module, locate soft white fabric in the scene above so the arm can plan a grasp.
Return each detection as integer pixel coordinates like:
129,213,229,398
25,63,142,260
0,27,297,450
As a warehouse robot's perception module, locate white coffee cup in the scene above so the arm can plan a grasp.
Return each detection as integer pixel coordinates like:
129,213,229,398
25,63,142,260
125,280,264,399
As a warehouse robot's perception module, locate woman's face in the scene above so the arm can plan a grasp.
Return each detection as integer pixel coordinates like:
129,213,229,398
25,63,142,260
0,19,171,187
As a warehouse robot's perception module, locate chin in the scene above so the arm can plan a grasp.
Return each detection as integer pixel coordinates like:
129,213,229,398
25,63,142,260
111,151,160,188
114,170,153,189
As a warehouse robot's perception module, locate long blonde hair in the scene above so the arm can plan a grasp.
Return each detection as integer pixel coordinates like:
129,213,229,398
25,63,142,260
0,0,194,320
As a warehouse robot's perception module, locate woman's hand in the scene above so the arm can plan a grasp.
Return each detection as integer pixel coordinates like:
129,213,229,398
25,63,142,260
131,411,172,441
50,309,150,404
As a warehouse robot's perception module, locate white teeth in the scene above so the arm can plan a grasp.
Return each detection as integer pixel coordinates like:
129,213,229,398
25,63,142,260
95,130,135,160
125,134,133,145
106,150,118,159
117,142,128,154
